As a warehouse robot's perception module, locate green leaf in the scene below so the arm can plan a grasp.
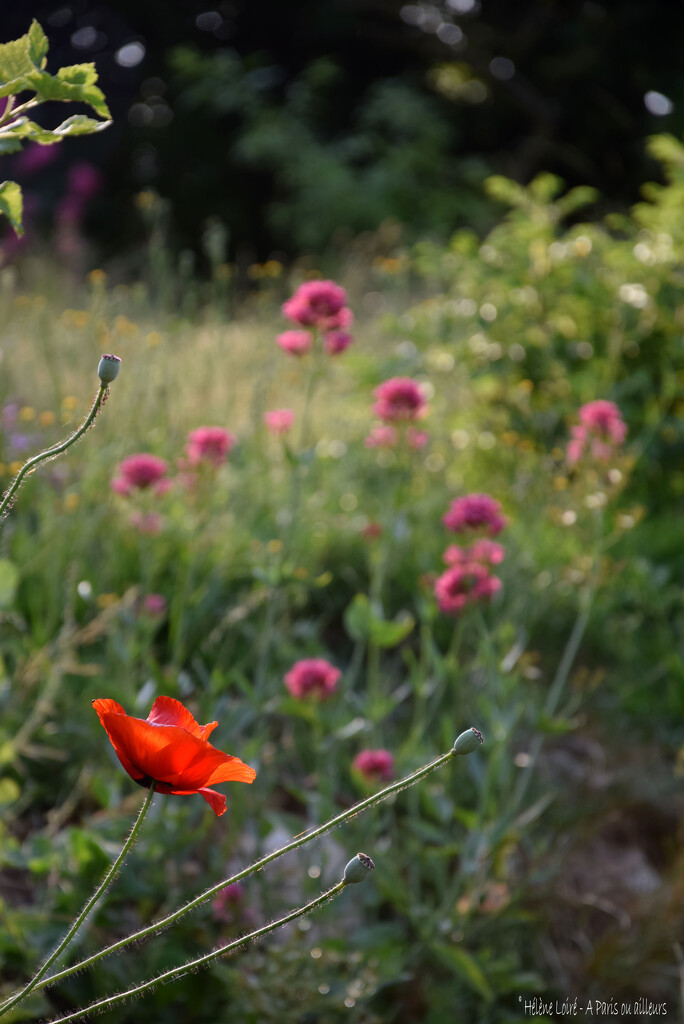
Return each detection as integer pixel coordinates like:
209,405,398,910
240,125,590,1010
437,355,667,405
11,114,109,140
0,138,22,154
431,944,494,1002
25,65,111,119
27,20,48,69
0,35,40,97
0,182,23,236
344,593,414,648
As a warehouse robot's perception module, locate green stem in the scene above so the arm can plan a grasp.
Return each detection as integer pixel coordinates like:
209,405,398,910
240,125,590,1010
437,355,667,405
0,96,15,127
0,785,155,1017
32,747,459,996
254,354,322,696
44,881,347,1024
0,384,107,525
508,511,604,820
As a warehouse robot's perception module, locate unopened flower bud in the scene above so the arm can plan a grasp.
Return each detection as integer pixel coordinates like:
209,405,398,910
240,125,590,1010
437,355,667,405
98,353,121,384
343,852,375,885
452,727,484,755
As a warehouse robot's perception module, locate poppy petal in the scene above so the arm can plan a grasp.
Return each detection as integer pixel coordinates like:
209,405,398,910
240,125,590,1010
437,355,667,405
92,698,127,721
150,742,252,790
96,715,240,790
146,696,218,740
204,757,257,786
198,787,227,816
96,713,192,784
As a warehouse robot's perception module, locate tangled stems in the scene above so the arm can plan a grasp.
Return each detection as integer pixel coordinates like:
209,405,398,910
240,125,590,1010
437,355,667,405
27,744,468,999
0,784,156,1017
0,383,108,525
45,881,348,1024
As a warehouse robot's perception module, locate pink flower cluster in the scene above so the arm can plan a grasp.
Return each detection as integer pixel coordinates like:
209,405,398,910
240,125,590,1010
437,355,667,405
111,454,170,497
435,493,508,616
278,280,354,357
264,409,295,436
434,563,502,616
442,493,508,536
352,748,394,782
111,428,238,529
443,538,505,567
372,377,428,423
567,400,627,466
185,426,237,468
284,658,340,700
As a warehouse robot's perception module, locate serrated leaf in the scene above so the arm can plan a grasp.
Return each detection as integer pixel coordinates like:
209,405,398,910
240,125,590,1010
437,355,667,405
53,114,110,136
25,66,111,119
0,138,22,154
27,20,48,69
0,118,61,144
0,35,39,97
0,182,23,236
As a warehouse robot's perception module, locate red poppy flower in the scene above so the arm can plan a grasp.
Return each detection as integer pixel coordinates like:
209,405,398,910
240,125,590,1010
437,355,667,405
92,696,256,816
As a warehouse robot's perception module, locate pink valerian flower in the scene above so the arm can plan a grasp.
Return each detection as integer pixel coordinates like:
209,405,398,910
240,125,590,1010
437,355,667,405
282,280,350,330
142,593,167,617
364,424,399,449
264,409,295,436
111,454,169,496
212,882,245,921
567,400,627,466
185,427,237,468
442,494,508,536
443,539,506,568
324,330,353,355
276,330,313,357
372,377,428,423
284,658,341,700
353,749,394,782
406,427,429,450
578,400,627,443
434,564,502,616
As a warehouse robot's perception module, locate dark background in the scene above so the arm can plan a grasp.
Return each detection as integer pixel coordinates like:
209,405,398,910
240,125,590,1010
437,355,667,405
5,0,684,259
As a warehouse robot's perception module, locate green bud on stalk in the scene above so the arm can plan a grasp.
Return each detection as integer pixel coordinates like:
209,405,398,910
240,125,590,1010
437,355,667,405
452,727,484,755
343,852,375,885
98,353,121,384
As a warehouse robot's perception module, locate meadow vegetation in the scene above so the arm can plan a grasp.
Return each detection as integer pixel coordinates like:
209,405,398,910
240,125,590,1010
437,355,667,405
1,137,684,1022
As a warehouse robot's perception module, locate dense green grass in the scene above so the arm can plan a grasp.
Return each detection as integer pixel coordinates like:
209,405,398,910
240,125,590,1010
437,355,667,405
1,156,684,1023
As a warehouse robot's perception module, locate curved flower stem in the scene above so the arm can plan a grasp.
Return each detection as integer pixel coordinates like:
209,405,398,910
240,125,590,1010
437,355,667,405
44,881,347,1024
33,747,460,996
0,384,107,525
0,784,155,1017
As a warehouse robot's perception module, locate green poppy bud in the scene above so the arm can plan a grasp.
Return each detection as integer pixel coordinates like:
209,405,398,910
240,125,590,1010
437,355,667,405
343,851,375,885
98,353,121,384
452,727,484,755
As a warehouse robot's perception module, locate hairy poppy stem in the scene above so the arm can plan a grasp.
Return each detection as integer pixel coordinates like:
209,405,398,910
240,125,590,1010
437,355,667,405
0,383,108,525
26,745,471,1000
0,784,155,1017
44,880,348,1024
